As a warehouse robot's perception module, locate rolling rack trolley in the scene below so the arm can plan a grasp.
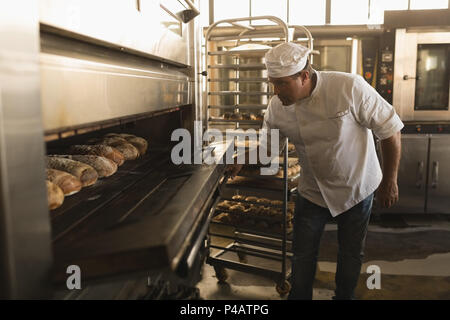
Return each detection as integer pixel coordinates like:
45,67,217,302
203,16,313,297
208,137,298,296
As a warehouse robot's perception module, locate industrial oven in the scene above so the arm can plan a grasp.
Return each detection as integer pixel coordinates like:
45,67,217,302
375,26,450,215
0,0,235,299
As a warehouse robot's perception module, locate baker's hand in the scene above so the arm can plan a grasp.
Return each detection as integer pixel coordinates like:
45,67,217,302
224,164,243,179
376,179,399,208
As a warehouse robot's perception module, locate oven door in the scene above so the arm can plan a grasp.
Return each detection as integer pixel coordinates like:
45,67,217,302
393,29,450,121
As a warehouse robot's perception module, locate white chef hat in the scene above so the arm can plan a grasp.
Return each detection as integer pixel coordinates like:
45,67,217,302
265,42,311,78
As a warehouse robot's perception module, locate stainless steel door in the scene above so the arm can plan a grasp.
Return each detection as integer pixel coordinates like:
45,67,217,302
427,134,450,214
393,29,450,121
379,134,428,214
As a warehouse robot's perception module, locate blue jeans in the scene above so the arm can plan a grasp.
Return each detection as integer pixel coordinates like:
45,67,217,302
288,193,373,300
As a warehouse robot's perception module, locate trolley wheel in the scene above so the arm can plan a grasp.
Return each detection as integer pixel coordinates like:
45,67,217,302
276,280,291,296
237,251,248,263
214,266,228,283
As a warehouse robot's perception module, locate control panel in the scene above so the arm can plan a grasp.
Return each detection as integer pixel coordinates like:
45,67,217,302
402,123,450,134
362,39,378,87
377,30,395,104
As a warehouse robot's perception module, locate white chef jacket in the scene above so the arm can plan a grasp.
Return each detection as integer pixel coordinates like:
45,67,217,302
261,71,404,216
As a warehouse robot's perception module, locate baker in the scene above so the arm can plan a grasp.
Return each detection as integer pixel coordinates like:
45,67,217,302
227,42,403,300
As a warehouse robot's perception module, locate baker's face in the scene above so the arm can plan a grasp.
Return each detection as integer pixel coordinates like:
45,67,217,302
269,72,308,106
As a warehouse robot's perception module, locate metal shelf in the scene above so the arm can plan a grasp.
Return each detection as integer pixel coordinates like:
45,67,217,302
208,78,269,82
210,221,292,242
208,104,267,110
236,173,300,182
208,118,263,124
208,91,273,96
208,50,269,56
208,63,266,70
209,229,293,250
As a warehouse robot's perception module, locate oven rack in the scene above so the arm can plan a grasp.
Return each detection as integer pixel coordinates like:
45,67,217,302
207,134,292,296
208,104,267,109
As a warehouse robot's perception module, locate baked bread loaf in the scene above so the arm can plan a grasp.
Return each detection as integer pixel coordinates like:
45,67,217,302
46,169,82,196
217,201,231,210
213,212,233,224
256,198,271,205
68,145,125,166
232,195,246,201
46,180,64,210
229,204,245,213
89,137,139,160
271,200,283,206
104,133,148,155
46,157,98,187
49,155,117,178
245,196,259,202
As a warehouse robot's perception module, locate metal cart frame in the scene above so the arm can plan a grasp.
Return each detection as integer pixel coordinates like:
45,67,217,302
206,137,297,296
203,16,312,296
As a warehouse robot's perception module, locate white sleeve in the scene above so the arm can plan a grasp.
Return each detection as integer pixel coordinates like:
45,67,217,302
353,76,404,140
259,101,286,157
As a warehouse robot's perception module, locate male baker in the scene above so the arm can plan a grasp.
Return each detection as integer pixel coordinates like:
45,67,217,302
228,42,403,300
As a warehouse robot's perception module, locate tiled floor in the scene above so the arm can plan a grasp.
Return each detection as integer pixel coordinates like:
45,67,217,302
197,214,450,300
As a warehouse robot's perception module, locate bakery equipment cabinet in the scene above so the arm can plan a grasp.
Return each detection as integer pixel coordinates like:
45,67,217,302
376,132,450,214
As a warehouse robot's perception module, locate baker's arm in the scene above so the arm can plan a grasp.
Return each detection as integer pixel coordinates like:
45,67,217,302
377,131,401,208
225,104,283,179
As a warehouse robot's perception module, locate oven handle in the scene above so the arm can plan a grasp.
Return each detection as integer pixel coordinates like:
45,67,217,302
416,161,424,189
431,161,439,189
177,197,221,277
403,75,422,81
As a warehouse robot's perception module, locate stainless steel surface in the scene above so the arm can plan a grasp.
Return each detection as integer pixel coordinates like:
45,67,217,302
0,0,52,299
208,50,269,56
40,32,192,132
209,77,269,82
427,134,450,214
39,0,193,66
305,25,384,37
208,63,267,70
52,140,233,283
379,135,429,214
205,23,290,41
311,39,359,74
290,25,314,58
192,8,204,154
209,104,267,110
393,29,450,121
209,91,273,96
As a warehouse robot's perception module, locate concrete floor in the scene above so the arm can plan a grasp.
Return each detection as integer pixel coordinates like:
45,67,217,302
197,214,450,300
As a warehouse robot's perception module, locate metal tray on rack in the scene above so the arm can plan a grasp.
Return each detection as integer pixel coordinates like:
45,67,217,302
208,63,266,70
208,91,273,96
208,104,267,110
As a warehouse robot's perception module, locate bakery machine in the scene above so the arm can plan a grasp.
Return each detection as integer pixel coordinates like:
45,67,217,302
375,27,450,215
0,0,236,299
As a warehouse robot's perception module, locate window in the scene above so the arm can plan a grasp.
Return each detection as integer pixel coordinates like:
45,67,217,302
368,0,408,24
330,0,369,25
251,0,287,25
289,0,326,25
214,0,250,22
410,0,449,10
